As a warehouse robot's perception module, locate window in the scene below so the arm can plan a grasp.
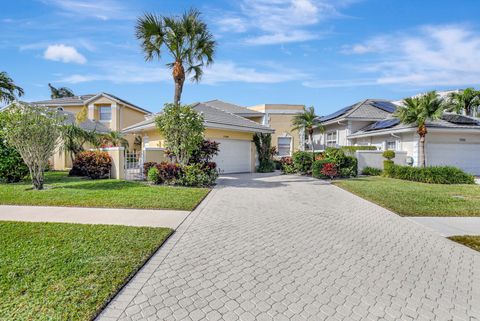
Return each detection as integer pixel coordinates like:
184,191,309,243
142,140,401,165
99,105,111,121
386,141,396,150
278,137,292,156
326,131,337,147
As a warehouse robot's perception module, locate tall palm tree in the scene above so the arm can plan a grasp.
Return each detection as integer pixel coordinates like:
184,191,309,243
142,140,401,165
395,91,445,167
445,88,480,116
48,83,75,99
0,71,24,104
61,124,99,162
135,9,216,105
291,106,321,160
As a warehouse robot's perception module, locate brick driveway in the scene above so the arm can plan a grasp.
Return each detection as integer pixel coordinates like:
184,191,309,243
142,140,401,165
98,173,480,321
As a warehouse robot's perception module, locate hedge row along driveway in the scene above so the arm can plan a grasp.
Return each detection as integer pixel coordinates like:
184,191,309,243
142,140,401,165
0,171,209,211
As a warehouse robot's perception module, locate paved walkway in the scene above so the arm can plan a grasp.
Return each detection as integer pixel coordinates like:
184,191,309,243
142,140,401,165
98,173,480,321
408,216,480,236
0,205,189,229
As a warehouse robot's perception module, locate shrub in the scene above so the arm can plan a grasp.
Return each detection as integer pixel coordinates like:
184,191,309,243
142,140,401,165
156,162,183,185
339,156,357,177
382,150,395,160
0,139,29,183
147,166,161,184
383,160,394,172
383,164,475,184
362,167,382,176
324,148,347,167
312,159,331,179
341,145,376,156
253,133,276,173
321,163,338,179
143,162,157,178
273,160,282,170
280,156,296,174
292,151,313,174
179,163,218,187
69,151,112,179
190,140,220,164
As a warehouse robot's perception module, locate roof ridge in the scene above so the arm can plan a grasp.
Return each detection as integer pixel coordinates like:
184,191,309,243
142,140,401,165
197,103,271,130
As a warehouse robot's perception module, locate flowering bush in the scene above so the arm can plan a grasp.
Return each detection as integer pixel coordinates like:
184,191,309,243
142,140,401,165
320,162,337,179
280,156,296,174
69,151,112,179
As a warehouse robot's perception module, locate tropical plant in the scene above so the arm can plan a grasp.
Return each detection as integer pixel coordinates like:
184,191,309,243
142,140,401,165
291,106,321,162
101,131,129,148
1,103,64,189
155,103,204,165
0,71,24,104
61,124,99,162
394,91,444,167
189,139,219,164
445,88,480,116
133,135,143,150
253,133,275,173
69,150,112,179
48,83,75,99
135,9,216,105
0,115,29,183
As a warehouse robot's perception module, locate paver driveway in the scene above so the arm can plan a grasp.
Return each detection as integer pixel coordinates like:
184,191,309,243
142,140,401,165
98,173,480,321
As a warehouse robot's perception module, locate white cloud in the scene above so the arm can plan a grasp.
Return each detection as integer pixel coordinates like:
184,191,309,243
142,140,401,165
43,44,87,64
59,60,306,84
215,0,355,45
41,0,129,20
308,25,480,88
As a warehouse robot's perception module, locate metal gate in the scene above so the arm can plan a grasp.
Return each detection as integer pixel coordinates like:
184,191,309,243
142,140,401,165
124,150,144,180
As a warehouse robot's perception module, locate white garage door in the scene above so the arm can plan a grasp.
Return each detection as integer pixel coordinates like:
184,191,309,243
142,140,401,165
213,139,252,174
427,143,480,175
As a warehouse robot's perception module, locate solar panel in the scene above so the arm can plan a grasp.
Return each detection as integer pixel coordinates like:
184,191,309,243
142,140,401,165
370,101,397,113
364,118,400,131
319,104,355,122
442,114,479,125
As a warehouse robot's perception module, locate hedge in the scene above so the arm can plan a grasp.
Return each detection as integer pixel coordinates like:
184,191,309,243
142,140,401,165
341,145,376,156
361,167,382,176
383,164,475,184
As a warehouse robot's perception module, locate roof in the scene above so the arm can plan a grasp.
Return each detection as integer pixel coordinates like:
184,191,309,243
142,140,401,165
31,92,151,114
318,99,397,123
59,110,111,134
349,113,480,138
204,100,262,116
123,103,274,134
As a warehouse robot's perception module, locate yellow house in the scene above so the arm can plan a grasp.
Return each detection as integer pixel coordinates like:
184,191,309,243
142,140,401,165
31,92,151,170
123,102,274,174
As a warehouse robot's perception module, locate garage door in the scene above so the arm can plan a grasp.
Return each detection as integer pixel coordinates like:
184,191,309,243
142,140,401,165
426,143,480,175
213,139,252,174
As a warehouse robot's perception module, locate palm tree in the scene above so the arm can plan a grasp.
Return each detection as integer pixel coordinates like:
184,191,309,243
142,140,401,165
395,91,445,167
135,9,216,105
61,124,99,162
291,106,321,160
0,71,24,104
445,88,480,116
102,131,129,148
48,83,75,99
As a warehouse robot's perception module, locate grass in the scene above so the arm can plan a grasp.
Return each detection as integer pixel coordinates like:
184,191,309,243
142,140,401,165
0,171,209,211
448,235,480,252
334,176,480,217
0,221,172,321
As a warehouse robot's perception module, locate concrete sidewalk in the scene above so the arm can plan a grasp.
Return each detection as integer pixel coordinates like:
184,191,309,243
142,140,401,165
408,216,480,236
0,205,189,229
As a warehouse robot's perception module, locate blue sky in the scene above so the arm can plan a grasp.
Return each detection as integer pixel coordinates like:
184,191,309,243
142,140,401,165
1,0,480,114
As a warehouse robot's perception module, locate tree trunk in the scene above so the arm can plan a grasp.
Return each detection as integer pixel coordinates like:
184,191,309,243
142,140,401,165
172,61,185,106
417,125,427,168
309,133,315,162
31,165,44,190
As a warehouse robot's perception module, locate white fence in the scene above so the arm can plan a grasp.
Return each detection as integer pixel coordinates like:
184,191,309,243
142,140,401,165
356,150,407,173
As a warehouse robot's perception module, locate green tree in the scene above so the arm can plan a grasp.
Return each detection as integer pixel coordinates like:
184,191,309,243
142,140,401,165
61,124,100,162
0,71,24,104
253,133,275,173
395,91,444,167
2,103,64,189
135,9,216,105
48,83,75,99
291,106,321,161
155,103,204,165
101,131,129,148
445,88,480,116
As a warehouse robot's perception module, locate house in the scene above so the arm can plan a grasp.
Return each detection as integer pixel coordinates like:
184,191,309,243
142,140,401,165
313,99,480,175
30,92,152,170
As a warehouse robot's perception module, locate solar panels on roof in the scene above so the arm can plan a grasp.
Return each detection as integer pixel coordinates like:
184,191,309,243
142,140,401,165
442,114,479,125
319,105,355,122
370,101,397,113
364,118,400,131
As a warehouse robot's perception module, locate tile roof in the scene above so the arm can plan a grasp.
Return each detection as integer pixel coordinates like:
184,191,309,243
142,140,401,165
203,100,262,115
318,99,396,123
58,109,111,134
123,103,273,134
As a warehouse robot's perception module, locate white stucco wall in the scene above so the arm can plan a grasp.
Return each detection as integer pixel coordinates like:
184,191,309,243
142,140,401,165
356,150,407,172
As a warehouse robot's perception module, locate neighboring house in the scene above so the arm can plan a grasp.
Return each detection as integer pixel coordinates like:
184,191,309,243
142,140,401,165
123,102,274,174
313,98,480,175
30,92,151,170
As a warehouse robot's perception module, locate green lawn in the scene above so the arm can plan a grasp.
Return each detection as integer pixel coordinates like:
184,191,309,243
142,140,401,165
334,176,480,217
449,235,480,252
0,221,172,321
0,171,209,210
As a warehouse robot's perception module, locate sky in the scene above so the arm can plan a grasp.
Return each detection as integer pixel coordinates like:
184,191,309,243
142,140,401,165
1,0,480,115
